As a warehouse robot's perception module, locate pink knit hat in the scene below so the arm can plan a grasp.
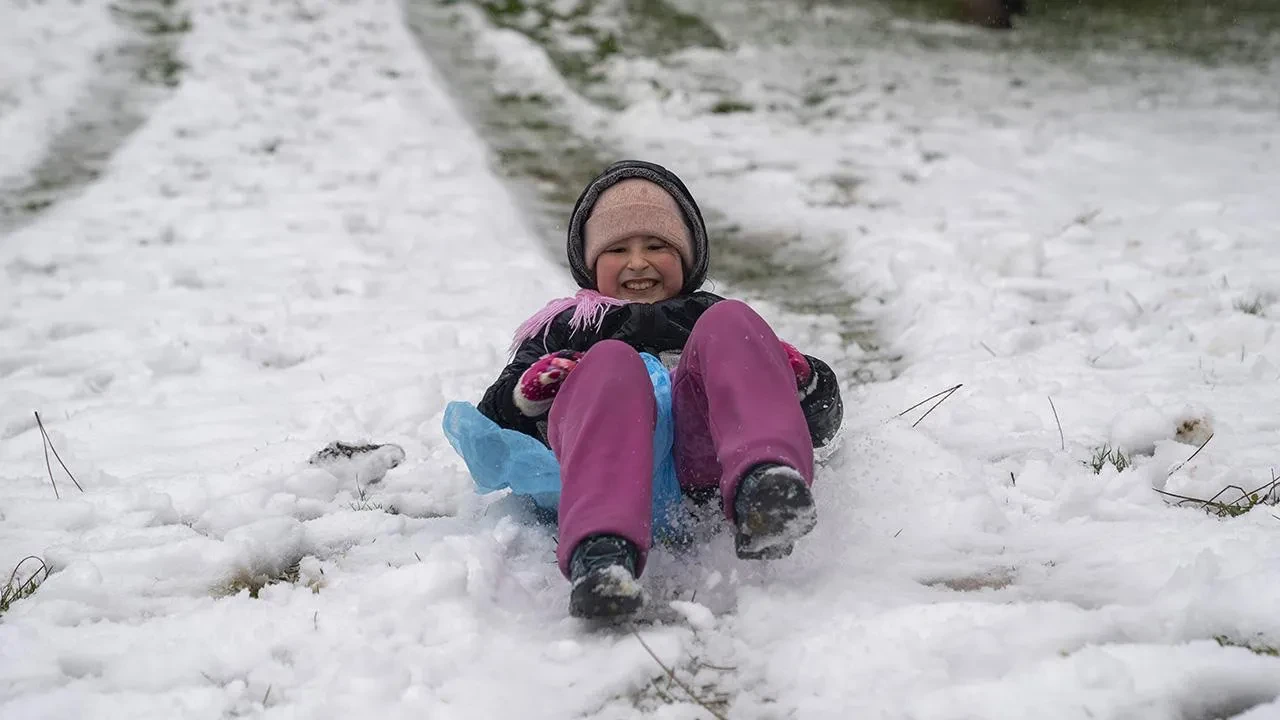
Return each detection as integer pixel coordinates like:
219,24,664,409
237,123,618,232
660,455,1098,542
582,179,694,270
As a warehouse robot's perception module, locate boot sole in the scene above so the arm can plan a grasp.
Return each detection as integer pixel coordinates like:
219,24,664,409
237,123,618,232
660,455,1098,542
569,566,645,619
734,471,817,560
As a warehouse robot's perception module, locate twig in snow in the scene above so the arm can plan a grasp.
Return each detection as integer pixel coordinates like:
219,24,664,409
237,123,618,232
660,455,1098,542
898,384,963,428
35,411,83,498
1124,291,1144,315
629,625,728,720
1073,209,1101,226
684,651,738,674
1167,433,1214,477
1087,343,1118,366
979,342,997,357
1010,472,1016,487
1047,396,1064,451
1053,208,1101,238
263,685,272,706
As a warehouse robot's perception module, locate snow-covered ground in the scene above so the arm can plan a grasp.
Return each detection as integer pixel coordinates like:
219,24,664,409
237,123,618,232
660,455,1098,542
3,0,1280,718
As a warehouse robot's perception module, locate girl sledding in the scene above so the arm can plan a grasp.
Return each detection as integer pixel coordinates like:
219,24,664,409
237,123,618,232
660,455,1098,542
445,160,843,620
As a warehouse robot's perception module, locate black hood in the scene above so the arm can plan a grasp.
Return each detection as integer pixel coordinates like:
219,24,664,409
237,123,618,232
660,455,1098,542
566,160,710,294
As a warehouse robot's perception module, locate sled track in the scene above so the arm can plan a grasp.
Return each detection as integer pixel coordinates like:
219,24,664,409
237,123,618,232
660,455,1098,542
0,0,189,235
401,0,891,380
401,2,893,714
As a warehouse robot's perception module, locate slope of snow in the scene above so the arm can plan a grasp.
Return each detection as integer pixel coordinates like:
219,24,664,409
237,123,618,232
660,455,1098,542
3,1,1280,719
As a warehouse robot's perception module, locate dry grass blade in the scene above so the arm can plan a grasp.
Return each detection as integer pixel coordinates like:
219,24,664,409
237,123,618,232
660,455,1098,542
1168,432,1214,477
1153,487,1234,515
1154,473,1280,518
1048,396,1064,451
898,384,961,418
906,384,963,428
629,625,728,720
35,411,84,495
1,556,50,614
39,417,59,499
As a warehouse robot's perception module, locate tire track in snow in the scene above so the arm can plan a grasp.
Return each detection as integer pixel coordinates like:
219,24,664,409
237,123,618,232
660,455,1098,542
0,0,188,235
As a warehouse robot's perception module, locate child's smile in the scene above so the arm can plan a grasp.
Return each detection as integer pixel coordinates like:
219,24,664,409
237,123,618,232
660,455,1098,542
622,279,658,292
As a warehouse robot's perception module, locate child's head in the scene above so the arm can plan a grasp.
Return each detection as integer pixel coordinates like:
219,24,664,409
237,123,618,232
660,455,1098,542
584,179,690,303
567,161,709,302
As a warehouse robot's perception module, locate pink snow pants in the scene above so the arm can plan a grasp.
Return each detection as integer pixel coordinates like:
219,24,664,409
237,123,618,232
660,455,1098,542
548,300,814,577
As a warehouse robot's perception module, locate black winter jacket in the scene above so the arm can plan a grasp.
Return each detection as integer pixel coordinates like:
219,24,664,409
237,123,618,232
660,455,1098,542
478,292,843,448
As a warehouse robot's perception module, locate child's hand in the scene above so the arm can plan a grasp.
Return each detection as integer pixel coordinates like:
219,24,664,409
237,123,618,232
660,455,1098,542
513,350,585,416
780,341,815,396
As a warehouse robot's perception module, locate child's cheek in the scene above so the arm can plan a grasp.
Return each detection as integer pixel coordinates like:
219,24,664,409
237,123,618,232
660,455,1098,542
659,254,684,293
594,256,621,294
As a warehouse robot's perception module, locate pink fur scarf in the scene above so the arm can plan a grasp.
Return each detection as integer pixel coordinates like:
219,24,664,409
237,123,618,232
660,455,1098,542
509,290,629,355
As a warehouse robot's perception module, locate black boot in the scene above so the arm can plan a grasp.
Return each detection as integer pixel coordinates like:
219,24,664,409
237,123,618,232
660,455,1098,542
569,535,644,619
733,464,817,559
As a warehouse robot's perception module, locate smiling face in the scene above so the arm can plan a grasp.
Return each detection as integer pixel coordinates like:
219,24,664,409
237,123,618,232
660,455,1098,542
594,235,684,303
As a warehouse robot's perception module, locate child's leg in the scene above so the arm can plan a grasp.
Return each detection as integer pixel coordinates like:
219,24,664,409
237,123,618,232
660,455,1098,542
672,300,814,521
548,340,655,577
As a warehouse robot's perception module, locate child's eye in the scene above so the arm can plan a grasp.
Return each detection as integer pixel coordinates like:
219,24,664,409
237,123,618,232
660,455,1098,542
606,246,627,254
646,242,667,251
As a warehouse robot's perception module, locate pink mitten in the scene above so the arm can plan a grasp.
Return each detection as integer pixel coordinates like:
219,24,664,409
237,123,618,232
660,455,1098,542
780,341,814,395
513,350,585,417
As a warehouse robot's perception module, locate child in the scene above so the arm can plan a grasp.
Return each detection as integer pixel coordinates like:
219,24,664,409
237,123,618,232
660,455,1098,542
477,160,843,619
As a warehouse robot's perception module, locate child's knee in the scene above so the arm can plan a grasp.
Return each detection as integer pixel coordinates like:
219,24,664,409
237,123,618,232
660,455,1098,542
698,300,775,342
582,339,645,369
701,299,762,327
576,340,652,389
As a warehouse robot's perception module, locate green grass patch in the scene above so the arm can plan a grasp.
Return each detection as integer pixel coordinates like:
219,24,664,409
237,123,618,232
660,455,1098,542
1234,295,1269,317
1215,635,1280,657
872,0,1280,65
473,0,724,104
214,559,307,599
1,557,50,615
709,99,755,114
1086,444,1130,474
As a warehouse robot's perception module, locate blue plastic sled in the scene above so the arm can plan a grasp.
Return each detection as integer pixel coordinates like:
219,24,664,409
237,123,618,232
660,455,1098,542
442,353,685,538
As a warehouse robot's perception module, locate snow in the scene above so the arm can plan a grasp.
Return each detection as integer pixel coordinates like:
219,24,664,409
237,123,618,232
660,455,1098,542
3,0,1280,718
0,0,119,182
